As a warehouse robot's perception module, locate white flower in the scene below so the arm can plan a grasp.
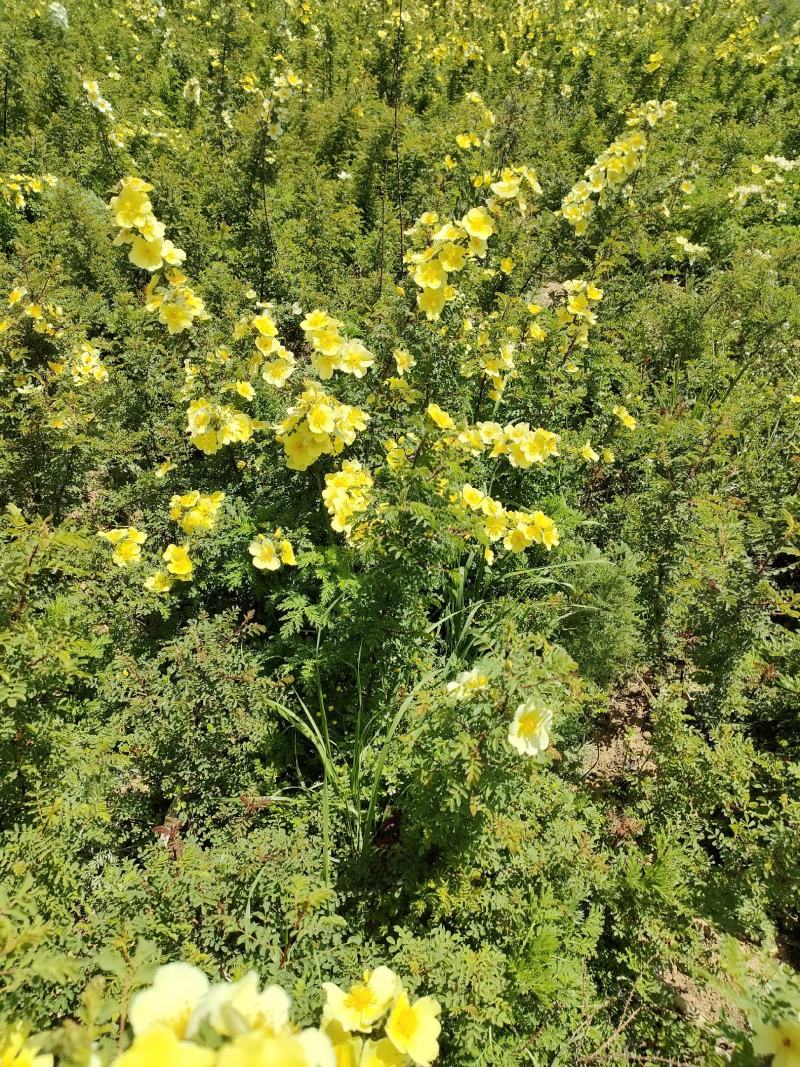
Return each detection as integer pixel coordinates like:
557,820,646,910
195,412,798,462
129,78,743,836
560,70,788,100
47,2,69,28
183,77,201,106
508,696,553,758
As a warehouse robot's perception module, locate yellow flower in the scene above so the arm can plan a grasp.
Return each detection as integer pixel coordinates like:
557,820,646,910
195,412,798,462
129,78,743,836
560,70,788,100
580,441,599,462
280,540,297,566
490,172,521,199
385,992,441,1066
186,973,292,1039
111,1027,215,1067
231,381,256,401
253,313,279,336
417,286,447,320
300,309,331,332
393,348,416,376
262,354,295,388
499,257,514,274
461,484,485,511
172,491,224,534
322,461,373,536
99,527,147,567
144,571,174,594
508,696,553,758
216,1029,333,1067
612,404,637,430
752,1015,800,1067
249,535,280,571
446,668,488,700
155,460,177,478
163,545,193,581
338,339,375,378
129,963,210,1037
426,403,455,430
360,1038,408,1066
160,301,194,333
129,236,166,271
322,967,401,1033
0,1026,53,1067
645,51,663,73
459,206,494,241
413,257,447,290
8,286,27,305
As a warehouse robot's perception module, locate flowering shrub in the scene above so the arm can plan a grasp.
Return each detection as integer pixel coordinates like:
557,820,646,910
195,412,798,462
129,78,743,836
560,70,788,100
2,0,800,1063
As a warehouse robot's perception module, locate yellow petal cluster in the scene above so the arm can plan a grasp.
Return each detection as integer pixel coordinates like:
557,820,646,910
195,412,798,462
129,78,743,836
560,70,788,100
300,309,375,380
145,269,209,334
98,526,147,567
276,381,369,471
460,485,559,554
248,531,297,571
90,960,441,1067
561,102,676,234
322,460,373,535
67,341,109,385
169,491,225,534
187,398,264,455
110,177,187,274
247,310,296,388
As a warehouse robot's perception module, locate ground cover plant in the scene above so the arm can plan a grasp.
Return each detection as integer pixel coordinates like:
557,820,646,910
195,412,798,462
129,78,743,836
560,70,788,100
2,0,800,1062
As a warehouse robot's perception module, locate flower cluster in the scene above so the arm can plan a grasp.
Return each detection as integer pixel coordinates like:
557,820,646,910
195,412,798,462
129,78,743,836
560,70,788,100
145,270,209,334
674,234,708,263
322,460,373,536
43,959,442,1067
0,172,56,210
459,336,518,402
300,309,375,380
186,397,264,455
322,966,441,1067
109,177,187,274
248,530,297,570
169,490,224,534
98,526,147,567
554,280,604,349
275,381,369,471
1,285,64,340
611,404,637,430
239,309,296,388
561,101,676,234
64,341,109,385
435,410,560,471
407,165,541,321
83,78,113,116
460,484,559,559
406,207,494,321
261,68,304,143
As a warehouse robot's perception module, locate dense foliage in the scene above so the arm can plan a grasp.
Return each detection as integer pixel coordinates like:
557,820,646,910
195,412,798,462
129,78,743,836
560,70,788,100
2,0,800,1062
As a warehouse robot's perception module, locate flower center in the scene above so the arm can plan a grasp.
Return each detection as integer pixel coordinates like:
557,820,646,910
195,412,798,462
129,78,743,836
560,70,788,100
519,710,543,739
346,985,375,1012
